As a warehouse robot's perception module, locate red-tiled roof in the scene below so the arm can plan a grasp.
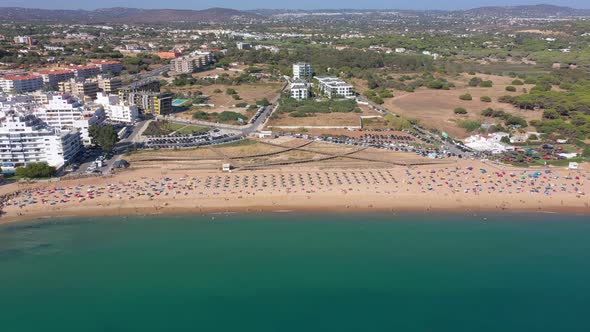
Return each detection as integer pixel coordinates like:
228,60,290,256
37,69,74,75
1,75,42,81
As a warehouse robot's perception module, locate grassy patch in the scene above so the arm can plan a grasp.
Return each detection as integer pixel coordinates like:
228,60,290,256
458,120,481,132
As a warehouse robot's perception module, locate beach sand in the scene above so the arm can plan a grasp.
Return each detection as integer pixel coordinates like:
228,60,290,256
1,159,588,224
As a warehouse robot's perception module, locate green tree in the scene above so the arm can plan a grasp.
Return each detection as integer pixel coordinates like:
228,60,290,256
15,163,56,178
454,107,468,114
480,96,492,102
89,124,119,152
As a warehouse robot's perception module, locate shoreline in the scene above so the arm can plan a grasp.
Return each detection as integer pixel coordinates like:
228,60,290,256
2,194,589,225
1,160,588,225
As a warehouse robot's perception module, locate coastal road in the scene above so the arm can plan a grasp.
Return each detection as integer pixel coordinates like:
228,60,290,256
356,96,469,158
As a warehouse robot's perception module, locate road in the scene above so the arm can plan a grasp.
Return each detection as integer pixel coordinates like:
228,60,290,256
356,96,471,158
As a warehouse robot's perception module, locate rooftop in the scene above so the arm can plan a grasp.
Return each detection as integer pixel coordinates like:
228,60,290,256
1,75,42,81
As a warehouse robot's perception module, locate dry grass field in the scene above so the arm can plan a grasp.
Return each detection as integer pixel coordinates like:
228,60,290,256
267,104,381,128
383,74,542,138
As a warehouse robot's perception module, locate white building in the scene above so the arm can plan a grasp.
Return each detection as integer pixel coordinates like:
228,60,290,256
0,75,44,93
35,94,105,145
236,42,252,50
0,94,35,113
90,60,123,74
315,77,355,98
290,81,310,100
464,133,514,154
293,62,312,80
0,111,81,168
95,93,138,124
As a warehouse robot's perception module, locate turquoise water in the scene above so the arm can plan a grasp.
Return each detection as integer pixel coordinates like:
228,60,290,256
1,213,590,331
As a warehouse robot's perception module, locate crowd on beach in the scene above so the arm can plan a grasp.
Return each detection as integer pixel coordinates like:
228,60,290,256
1,164,587,217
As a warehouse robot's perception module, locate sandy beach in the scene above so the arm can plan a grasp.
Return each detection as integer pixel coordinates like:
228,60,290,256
1,159,588,224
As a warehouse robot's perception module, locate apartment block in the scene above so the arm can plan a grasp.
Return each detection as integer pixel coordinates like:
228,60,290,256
91,60,123,74
293,62,313,80
290,81,311,100
97,75,122,94
66,65,100,79
13,36,34,45
0,75,44,93
0,112,81,168
59,78,99,101
171,53,214,73
315,77,355,98
118,91,172,116
36,69,75,89
34,94,106,145
95,93,139,124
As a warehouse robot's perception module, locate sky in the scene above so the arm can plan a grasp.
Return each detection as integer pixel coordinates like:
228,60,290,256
0,0,588,10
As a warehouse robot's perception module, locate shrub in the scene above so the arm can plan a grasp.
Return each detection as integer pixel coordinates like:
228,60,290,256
426,80,444,89
498,95,515,103
459,120,481,132
213,89,222,93
505,86,517,92
256,98,270,106
480,80,493,88
512,79,524,85
480,96,492,102
543,109,560,119
226,88,237,95
468,77,482,87
192,110,210,120
459,93,472,101
218,111,246,122
232,94,241,100
454,107,468,114
505,115,528,127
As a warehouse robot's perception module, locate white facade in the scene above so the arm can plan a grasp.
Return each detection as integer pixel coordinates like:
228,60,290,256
0,76,43,93
0,112,81,168
464,133,514,154
315,77,355,98
293,62,312,80
0,94,35,113
290,81,310,100
35,94,105,145
95,93,138,124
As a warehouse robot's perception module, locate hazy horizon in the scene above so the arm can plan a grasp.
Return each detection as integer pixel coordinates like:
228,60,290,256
1,1,589,11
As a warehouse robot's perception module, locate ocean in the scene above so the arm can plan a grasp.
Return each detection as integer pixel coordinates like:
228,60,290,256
1,213,589,332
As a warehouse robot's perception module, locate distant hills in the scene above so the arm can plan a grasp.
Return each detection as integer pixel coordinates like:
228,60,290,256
463,4,590,17
0,4,589,23
0,7,260,23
